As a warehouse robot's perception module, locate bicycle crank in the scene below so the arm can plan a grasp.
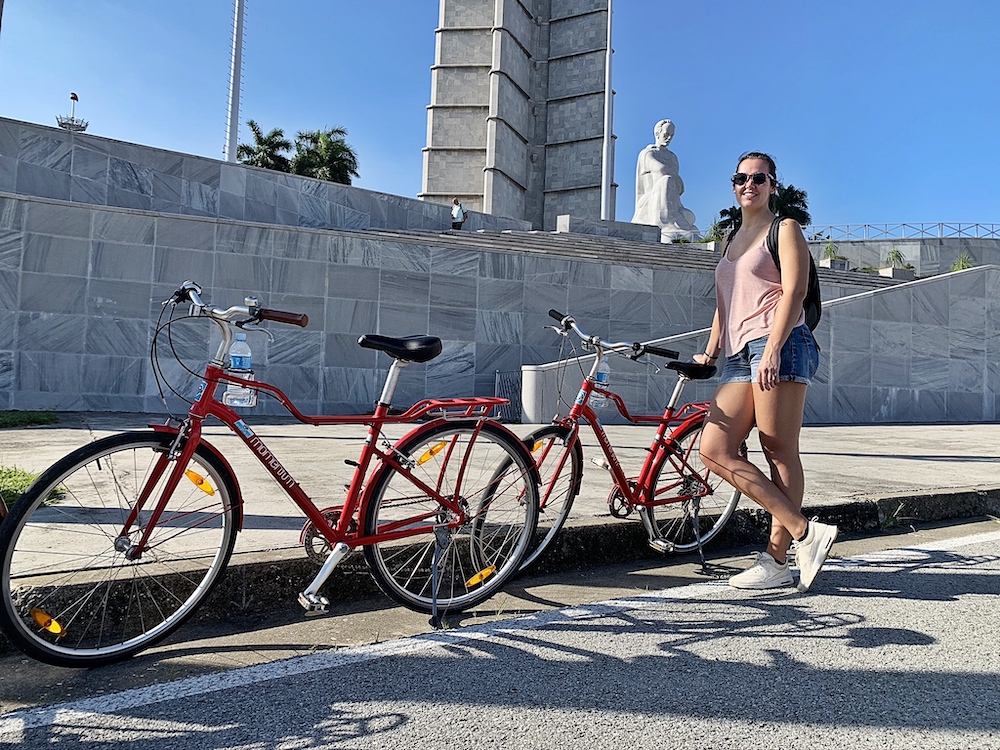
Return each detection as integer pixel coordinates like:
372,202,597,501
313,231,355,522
607,482,636,518
300,507,356,565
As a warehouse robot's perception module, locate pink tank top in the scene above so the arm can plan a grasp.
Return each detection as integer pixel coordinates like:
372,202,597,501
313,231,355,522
715,238,804,356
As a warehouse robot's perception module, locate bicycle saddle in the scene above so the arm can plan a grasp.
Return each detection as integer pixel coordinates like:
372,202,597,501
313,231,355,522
358,334,443,363
667,361,717,380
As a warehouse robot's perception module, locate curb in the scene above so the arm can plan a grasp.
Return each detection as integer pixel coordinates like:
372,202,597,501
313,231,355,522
1,487,998,656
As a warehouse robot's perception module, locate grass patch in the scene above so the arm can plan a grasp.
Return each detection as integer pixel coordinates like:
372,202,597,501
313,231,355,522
0,411,58,429
0,466,40,513
0,466,66,514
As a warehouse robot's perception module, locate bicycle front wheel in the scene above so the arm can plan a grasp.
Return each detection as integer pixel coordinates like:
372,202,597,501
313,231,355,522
363,420,538,614
519,424,583,571
0,431,240,668
639,420,741,553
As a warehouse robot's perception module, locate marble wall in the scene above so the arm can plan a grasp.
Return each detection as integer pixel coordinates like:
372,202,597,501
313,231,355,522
523,266,1000,425
0,191,739,416
0,117,530,236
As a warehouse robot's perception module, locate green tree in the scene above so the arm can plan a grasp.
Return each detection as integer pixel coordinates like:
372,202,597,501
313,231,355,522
773,183,811,226
236,120,292,172
291,127,360,185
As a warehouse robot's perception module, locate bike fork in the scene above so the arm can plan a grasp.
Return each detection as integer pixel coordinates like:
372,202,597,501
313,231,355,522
298,542,352,613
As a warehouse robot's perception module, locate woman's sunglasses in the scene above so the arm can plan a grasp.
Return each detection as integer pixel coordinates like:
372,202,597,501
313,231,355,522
732,172,773,186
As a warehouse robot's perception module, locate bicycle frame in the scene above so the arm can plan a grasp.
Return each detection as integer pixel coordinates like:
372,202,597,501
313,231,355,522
123,354,512,565
552,366,711,512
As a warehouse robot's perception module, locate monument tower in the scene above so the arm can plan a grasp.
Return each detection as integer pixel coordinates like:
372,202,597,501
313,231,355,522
420,0,615,230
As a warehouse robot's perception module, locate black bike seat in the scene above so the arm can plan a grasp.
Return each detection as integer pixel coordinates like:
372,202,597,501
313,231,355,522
667,361,717,380
357,334,443,363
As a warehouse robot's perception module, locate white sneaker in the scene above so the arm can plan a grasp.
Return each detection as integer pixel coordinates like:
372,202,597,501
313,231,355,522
793,520,838,592
728,552,793,589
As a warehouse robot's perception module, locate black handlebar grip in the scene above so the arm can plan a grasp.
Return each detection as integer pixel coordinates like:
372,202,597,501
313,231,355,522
645,344,680,359
260,308,310,328
548,309,567,322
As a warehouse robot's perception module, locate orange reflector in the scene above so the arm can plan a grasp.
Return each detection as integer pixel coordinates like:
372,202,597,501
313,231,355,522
417,442,447,466
532,441,545,453
30,608,64,636
466,566,496,587
185,469,216,495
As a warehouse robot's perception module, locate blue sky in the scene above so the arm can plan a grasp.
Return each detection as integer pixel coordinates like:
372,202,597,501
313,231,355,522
1,1,997,229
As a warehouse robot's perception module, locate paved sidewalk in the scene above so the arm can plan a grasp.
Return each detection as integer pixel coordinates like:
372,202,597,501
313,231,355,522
3,412,999,562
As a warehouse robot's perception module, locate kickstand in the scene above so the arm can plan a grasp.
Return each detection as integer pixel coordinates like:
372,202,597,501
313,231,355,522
692,499,708,572
428,527,449,629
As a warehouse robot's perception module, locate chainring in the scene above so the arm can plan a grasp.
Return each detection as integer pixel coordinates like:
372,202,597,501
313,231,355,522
300,507,356,565
607,481,636,518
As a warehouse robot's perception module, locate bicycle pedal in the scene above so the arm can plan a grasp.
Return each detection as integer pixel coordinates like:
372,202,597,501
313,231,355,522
648,537,675,554
298,591,330,614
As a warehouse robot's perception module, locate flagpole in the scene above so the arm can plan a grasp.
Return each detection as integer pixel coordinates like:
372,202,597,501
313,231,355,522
224,0,246,162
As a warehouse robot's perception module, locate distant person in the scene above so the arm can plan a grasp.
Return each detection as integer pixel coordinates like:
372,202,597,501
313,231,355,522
451,198,467,230
694,150,837,592
631,119,698,241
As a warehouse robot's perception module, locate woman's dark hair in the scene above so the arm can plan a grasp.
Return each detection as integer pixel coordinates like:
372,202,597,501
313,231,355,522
736,151,778,213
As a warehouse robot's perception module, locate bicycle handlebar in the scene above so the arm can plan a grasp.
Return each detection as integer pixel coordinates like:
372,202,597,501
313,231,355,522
168,281,309,328
259,308,310,328
548,309,679,361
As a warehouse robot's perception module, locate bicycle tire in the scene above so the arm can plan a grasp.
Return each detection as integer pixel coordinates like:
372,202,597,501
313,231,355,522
0,431,240,668
638,419,741,553
518,424,583,571
362,420,538,614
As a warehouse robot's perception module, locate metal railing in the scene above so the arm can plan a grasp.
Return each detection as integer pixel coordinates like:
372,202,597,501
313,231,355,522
806,223,1000,241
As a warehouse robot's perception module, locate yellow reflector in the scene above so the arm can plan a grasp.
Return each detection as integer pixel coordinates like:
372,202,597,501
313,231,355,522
532,440,545,453
30,608,64,636
185,469,216,496
466,566,496,587
416,442,447,466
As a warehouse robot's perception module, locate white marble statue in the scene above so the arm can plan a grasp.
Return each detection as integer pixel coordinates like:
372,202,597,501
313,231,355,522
631,119,699,241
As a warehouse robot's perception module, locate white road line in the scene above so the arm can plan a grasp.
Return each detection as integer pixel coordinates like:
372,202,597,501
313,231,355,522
1,529,997,737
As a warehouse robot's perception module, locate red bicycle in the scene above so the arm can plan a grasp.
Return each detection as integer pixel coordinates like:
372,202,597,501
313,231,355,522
0,281,538,667
519,309,742,570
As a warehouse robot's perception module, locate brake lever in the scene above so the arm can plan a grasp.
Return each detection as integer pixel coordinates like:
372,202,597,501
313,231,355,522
237,321,276,343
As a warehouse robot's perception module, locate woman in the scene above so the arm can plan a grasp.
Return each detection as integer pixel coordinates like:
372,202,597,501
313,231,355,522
694,151,836,592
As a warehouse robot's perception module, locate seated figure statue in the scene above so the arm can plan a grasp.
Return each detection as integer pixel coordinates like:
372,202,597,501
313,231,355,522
631,119,699,241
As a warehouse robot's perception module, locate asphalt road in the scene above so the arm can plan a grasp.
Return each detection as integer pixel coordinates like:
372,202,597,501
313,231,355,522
1,520,998,749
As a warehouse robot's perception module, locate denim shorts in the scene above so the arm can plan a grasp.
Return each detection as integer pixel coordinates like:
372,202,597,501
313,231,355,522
719,325,820,385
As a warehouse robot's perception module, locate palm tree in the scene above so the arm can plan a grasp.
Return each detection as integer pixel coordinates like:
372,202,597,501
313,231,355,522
773,183,811,226
291,127,360,185
236,120,292,172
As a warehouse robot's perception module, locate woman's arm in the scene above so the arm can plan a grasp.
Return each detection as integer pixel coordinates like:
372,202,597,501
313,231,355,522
693,309,722,365
757,219,809,389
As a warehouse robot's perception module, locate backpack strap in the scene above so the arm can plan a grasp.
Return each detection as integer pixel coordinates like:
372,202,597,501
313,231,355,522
765,215,785,269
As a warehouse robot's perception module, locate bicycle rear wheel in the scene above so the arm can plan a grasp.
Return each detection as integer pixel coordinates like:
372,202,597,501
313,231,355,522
638,420,741,553
363,420,537,614
519,424,583,571
0,431,240,668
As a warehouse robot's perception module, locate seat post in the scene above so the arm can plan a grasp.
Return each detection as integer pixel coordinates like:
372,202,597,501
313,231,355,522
665,373,691,411
376,358,410,408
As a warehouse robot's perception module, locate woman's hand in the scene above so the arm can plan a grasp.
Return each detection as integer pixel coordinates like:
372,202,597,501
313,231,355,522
757,347,781,390
693,352,716,366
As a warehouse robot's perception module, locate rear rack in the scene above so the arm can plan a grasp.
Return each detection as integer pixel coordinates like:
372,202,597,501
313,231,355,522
403,396,507,421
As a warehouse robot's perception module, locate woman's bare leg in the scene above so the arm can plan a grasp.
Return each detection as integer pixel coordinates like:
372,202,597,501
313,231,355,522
699,382,808,541
752,381,809,563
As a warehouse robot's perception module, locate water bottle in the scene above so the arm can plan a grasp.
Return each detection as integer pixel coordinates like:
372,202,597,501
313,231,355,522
590,358,611,408
223,333,256,408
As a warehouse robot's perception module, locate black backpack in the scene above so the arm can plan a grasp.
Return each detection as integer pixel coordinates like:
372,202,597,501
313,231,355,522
725,217,822,331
